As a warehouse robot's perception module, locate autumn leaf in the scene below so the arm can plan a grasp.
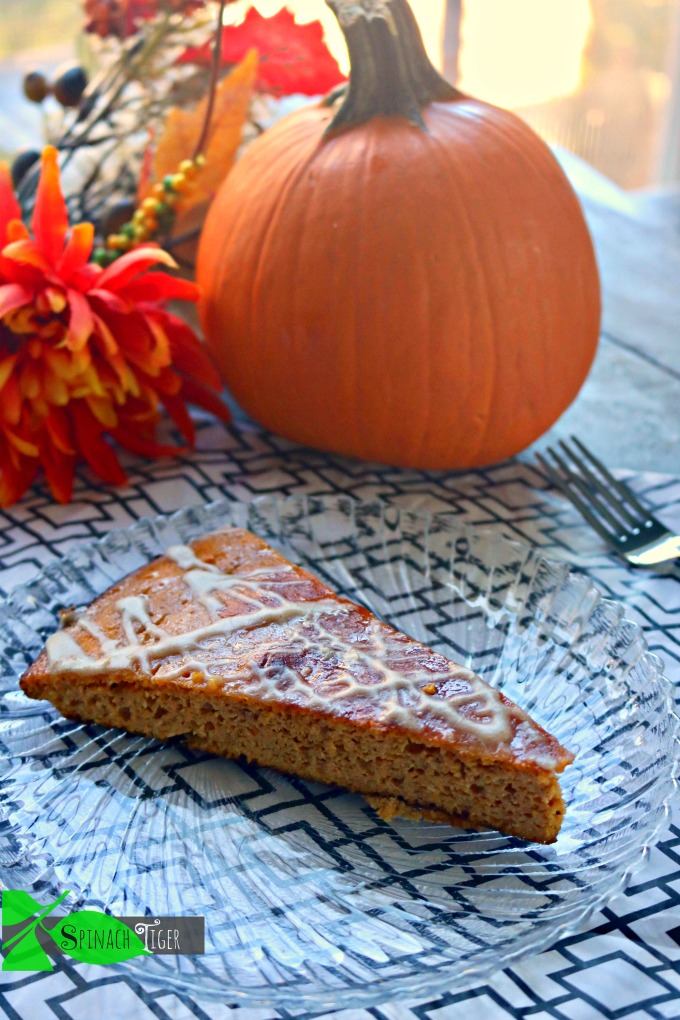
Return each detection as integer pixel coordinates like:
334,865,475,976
179,8,346,97
141,49,258,208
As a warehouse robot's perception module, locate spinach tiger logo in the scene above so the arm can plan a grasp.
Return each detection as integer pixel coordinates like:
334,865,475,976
1,890,150,970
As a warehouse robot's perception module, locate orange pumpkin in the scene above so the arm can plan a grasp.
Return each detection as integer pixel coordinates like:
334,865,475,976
197,0,600,469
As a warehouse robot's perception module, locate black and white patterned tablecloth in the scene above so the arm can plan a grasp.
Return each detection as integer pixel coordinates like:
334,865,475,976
1,417,679,1020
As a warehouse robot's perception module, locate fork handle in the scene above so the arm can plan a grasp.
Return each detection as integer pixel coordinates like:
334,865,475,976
626,535,680,567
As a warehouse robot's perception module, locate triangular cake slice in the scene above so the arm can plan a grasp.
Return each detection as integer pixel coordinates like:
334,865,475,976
21,527,573,842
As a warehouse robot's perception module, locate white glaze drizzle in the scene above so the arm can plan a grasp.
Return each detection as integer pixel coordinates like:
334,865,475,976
46,542,560,765
77,616,120,656
116,595,168,645
166,544,217,571
183,568,270,613
52,597,347,674
46,631,95,668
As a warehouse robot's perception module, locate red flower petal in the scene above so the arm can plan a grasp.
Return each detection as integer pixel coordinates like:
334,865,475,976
179,376,231,424
40,438,76,504
7,220,29,241
88,289,131,314
2,375,22,426
97,245,177,292
0,163,21,242
91,312,120,358
0,354,18,392
45,408,75,455
6,429,39,458
0,221,30,278
111,426,184,459
142,315,172,370
85,394,118,428
71,401,128,485
0,454,38,508
98,308,165,375
161,310,223,391
2,238,53,275
123,273,199,304
32,147,69,268
66,289,95,350
97,311,156,375
0,282,32,318
72,262,101,291
160,391,196,445
59,223,95,281
146,365,180,395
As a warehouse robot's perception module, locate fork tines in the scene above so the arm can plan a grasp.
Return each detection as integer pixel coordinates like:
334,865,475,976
536,436,653,543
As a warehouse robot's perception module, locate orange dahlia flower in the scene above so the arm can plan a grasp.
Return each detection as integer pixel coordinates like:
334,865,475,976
0,146,229,507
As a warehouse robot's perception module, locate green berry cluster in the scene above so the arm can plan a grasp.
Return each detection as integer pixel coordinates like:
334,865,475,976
93,155,205,267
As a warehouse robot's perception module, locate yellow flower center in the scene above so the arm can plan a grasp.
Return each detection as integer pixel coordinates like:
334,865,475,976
0,294,163,439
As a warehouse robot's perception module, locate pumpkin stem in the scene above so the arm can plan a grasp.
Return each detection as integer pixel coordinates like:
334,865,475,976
325,0,461,136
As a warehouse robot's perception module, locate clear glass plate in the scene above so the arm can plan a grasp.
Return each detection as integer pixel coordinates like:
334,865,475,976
1,494,677,1010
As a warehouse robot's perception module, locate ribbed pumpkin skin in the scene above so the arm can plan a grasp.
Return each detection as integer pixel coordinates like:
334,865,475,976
197,98,600,469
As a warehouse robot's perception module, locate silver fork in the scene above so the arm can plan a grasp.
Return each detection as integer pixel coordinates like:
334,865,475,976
536,437,680,567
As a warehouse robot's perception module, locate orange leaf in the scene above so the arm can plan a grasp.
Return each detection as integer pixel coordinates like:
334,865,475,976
145,49,258,210
179,9,346,97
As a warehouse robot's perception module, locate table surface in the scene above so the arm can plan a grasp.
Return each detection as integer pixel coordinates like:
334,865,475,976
0,142,679,1019
530,150,680,476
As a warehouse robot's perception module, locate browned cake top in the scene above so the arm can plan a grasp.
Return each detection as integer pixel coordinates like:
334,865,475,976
27,527,572,771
